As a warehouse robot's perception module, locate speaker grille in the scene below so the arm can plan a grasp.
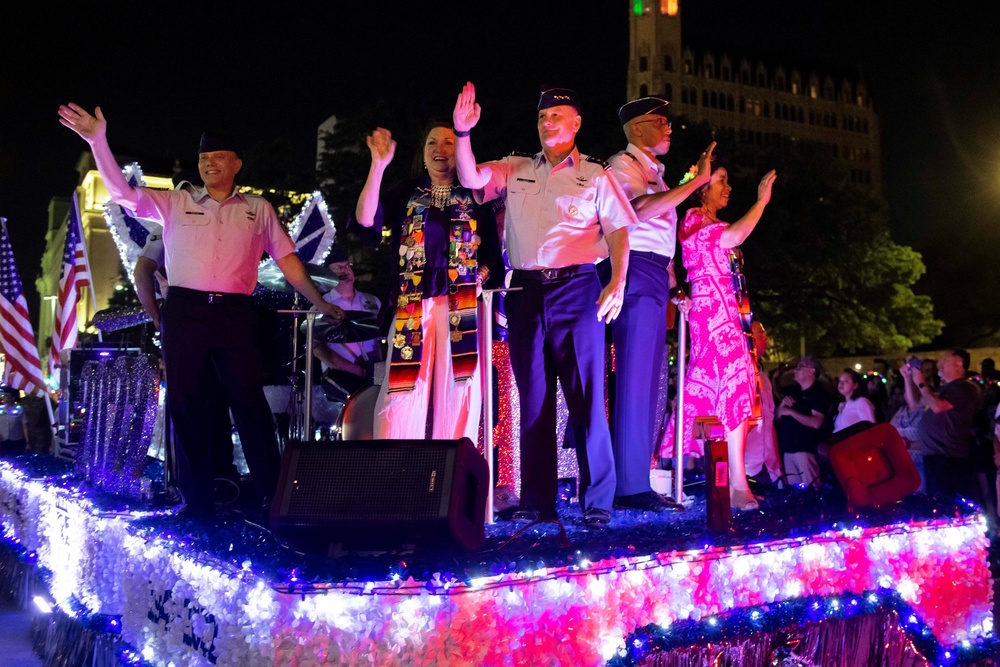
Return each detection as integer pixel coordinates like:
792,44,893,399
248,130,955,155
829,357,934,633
285,445,451,520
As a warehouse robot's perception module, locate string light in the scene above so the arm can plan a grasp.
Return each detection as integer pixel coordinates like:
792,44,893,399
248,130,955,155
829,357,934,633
0,455,993,666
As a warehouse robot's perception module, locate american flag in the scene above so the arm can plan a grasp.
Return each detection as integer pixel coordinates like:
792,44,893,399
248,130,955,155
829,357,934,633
50,193,93,374
0,218,48,397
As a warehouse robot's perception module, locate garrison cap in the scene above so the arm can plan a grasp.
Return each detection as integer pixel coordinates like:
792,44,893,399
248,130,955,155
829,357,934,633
618,96,670,125
198,132,240,157
538,86,581,113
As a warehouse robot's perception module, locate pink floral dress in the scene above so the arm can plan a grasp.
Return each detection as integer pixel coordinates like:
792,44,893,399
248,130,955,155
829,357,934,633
662,209,757,457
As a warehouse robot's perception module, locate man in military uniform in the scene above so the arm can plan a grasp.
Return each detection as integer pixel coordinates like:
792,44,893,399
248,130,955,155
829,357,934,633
606,96,713,512
59,103,344,517
452,82,636,527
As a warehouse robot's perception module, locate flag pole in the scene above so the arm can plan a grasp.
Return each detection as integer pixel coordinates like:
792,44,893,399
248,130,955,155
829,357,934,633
72,192,101,342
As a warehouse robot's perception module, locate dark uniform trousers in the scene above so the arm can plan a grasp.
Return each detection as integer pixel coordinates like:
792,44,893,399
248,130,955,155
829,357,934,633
161,287,280,511
609,251,672,496
507,264,616,513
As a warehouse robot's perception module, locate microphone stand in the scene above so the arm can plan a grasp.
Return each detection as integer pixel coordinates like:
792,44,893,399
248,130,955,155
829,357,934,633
280,305,319,445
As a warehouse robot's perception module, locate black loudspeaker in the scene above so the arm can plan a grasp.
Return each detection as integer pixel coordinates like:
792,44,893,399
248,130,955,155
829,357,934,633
826,422,921,509
270,438,489,552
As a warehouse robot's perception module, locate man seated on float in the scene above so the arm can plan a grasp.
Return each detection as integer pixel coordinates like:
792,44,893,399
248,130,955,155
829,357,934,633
311,245,383,404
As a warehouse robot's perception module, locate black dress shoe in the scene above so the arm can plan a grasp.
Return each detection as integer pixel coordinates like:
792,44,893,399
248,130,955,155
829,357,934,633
614,491,685,513
511,506,558,523
581,507,612,528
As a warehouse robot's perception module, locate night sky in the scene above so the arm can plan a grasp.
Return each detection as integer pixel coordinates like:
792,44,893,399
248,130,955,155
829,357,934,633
2,1,998,345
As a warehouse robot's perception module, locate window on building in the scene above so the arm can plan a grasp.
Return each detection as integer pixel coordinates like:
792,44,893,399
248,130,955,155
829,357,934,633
660,0,678,15
727,94,734,112
684,59,693,74
722,65,730,80
763,101,770,118
664,83,673,101
640,84,648,97
741,69,750,84
702,90,709,106
810,84,818,99
639,56,648,72
664,55,673,71
710,91,718,108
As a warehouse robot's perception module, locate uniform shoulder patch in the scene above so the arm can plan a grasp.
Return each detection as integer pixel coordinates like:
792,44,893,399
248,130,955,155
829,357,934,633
584,155,611,170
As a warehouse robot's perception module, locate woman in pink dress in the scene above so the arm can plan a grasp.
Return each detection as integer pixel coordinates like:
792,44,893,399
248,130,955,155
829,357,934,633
665,165,776,510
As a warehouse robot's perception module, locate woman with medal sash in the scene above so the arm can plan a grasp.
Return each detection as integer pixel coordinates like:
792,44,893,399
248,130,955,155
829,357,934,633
664,162,777,511
352,119,502,441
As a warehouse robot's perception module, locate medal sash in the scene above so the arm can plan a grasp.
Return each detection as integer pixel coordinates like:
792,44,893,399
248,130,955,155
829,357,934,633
388,181,481,393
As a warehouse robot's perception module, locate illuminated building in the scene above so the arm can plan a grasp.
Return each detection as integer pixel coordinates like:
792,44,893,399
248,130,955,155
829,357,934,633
628,0,882,191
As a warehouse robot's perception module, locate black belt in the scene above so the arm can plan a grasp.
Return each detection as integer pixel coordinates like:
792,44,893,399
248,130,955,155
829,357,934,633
630,250,672,268
169,286,251,304
513,264,595,283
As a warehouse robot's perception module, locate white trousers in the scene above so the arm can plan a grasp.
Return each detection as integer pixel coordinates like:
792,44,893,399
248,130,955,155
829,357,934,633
373,295,481,442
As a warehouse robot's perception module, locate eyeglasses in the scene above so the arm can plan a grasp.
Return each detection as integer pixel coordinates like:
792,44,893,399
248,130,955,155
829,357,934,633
634,117,671,129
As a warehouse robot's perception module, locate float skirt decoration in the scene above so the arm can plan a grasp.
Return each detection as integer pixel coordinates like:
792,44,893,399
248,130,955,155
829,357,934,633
0,456,993,666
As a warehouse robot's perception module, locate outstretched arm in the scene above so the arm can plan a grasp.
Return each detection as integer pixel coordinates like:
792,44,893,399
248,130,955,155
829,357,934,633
631,142,716,221
720,169,776,248
58,104,140,211
899,364,923,411
274,253,344,324
354,127,396,228
453,82,491,190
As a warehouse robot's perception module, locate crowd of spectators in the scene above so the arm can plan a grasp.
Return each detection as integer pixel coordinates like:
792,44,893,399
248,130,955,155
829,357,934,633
759,350,1000,515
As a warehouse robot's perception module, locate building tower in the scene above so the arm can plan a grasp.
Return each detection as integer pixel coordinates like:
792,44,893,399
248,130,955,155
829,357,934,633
627,0,882,192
